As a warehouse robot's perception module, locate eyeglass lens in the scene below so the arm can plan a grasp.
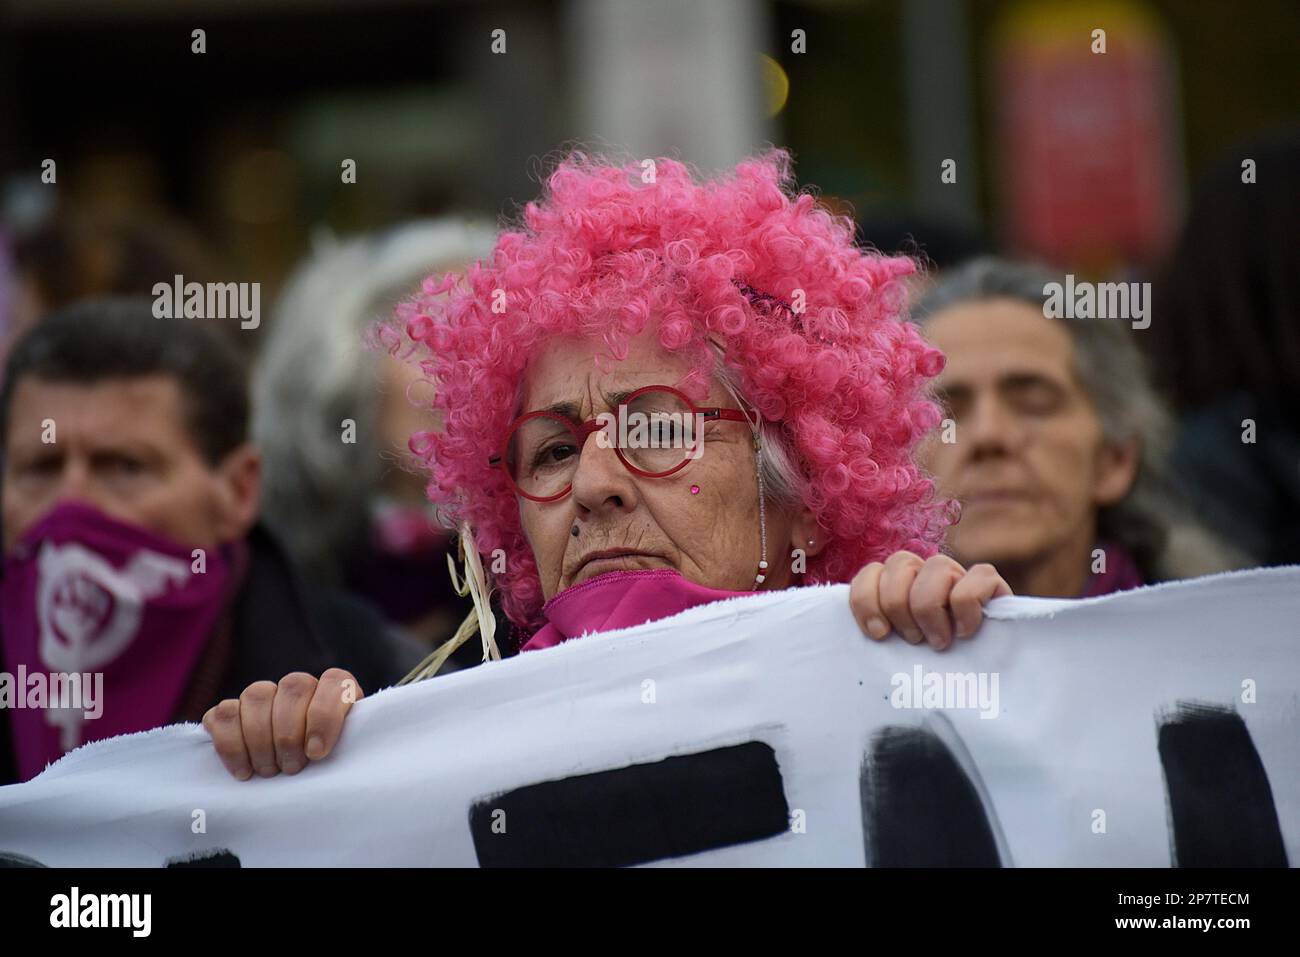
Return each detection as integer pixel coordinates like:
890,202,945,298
505,388,701,497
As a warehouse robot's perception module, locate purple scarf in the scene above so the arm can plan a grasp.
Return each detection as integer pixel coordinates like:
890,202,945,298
0,502,235,780
1081,541,1145,597
521,568,751,652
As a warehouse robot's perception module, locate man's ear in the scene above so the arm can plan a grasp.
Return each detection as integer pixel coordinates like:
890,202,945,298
211,443,261,542
1094,435,1140,507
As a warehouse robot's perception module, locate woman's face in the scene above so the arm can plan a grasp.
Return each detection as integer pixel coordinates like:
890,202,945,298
516,326,803,600
919,298,1137,571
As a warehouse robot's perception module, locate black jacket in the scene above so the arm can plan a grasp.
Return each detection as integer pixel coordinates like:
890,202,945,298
1171,393,1300,567
0,524,425,786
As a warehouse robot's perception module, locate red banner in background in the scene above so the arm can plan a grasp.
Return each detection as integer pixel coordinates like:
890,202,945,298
994,0,1181,272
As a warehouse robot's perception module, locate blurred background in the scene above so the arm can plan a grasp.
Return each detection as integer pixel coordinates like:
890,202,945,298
0,0,1297,656
2,0,1295,309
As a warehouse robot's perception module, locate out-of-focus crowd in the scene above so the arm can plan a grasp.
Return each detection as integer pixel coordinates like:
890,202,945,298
0,128,1295,785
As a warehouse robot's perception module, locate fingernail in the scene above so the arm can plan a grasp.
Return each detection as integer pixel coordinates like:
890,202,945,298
281,757,304,775
256,764,278,778
866,617,888,639
306,735,325,760
235,767,252,781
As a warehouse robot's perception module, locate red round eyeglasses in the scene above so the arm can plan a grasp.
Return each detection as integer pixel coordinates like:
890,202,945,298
488,384,756,502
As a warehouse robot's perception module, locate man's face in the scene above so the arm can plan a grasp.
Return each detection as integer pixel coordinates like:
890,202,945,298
919,298,1135,570
3,374,258,552
517,326,798,600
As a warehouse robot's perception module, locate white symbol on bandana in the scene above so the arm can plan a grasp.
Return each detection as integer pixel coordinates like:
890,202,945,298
36,541,190,749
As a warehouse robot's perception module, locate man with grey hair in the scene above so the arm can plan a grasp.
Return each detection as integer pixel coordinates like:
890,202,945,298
912,257,1241,598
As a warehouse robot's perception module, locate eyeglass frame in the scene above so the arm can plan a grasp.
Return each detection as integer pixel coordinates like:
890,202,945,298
488,384,758,502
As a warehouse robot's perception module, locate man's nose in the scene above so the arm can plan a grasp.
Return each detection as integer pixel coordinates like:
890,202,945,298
569,429,637,514
50,460,97,506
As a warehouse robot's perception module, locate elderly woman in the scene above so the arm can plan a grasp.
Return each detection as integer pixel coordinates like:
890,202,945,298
253,219,496,651
204,151,1011,780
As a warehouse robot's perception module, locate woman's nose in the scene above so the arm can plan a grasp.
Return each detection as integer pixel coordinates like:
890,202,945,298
965,396,1026,457
569,429,637,514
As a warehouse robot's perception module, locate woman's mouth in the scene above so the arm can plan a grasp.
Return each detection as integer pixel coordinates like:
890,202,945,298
572,550,667,582
963,489,1033,509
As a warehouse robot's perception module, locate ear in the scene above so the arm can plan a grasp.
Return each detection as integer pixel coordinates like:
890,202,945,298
1093,435,1140,507
211,443,262,542
787,505,827,559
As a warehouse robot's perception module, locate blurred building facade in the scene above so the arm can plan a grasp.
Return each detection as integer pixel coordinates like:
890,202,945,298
0,0,1295,331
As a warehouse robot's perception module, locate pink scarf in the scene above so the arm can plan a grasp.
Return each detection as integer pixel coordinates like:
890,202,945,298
521,568,752,652
0,502,235,781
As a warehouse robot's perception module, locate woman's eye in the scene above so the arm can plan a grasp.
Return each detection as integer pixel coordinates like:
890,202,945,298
650,420,676,442
1009,383,1063,415
933,390,966,421
532,443,577,470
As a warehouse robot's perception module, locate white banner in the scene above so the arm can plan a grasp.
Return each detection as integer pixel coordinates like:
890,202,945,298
1,567,1297,867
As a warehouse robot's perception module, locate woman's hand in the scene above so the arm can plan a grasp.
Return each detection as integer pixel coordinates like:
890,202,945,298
202,668,362,780
849,551,1012,651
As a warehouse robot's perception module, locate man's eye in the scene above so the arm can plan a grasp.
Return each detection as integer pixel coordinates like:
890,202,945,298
18,457,60,477
99,454,147,476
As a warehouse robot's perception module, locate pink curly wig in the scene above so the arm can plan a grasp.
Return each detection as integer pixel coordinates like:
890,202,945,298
388,149,951,632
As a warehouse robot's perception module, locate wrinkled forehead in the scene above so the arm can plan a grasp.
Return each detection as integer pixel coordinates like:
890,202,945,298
5,374,194,452
926,298,1080,389
517,328,721,417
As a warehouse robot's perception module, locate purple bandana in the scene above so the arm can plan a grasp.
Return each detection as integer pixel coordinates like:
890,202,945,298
0,501,234,781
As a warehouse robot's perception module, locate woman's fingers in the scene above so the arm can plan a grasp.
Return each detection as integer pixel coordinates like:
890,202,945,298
271,672,318,775
850,553,1014,650
202,699,253,781
304,668,362,762
202,669,364,780
878,551,925,644
909,556,968,651
239,681,280,777
949,563,1014,640
848,562,888,639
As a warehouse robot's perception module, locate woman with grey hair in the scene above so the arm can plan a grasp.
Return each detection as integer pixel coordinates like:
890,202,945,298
912,256,1243,597
253,218,497,647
